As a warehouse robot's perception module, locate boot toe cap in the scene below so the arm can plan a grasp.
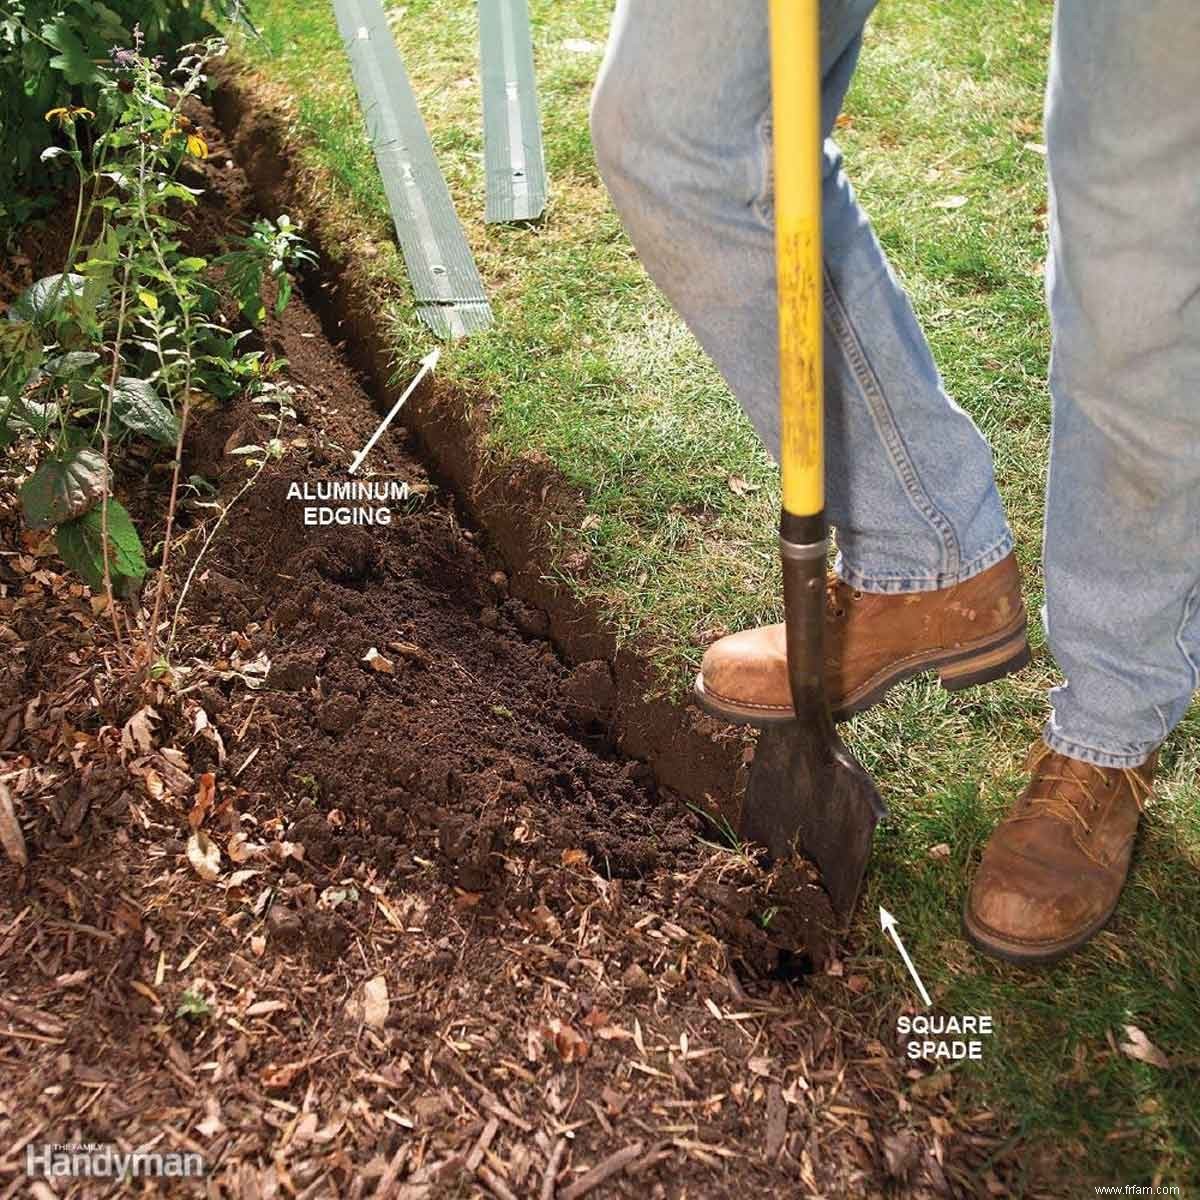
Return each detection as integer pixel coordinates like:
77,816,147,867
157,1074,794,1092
967,842,1110,950
700,624,789,711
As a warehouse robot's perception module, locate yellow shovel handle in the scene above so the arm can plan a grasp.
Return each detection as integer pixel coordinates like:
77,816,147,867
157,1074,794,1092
769,0,824,521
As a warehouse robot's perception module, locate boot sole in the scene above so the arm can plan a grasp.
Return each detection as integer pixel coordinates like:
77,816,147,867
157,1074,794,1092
692,616,1030,729
961,894,1118,965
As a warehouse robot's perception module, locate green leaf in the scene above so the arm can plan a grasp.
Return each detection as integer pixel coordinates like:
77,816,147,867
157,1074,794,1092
9,274,86,324
274,275,293,317
41,19,102,86
138,290,159,311
19,447,108,529
42,351,100,378
13,399,58,436
56,500,146,596
0,321,43,393
111,377,179,445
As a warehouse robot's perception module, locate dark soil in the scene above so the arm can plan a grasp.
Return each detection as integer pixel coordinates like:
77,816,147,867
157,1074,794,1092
0,102,1047,1199
186,294,831,974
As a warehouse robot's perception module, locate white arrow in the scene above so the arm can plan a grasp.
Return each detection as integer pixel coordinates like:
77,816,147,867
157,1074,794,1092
879,906,931,1008
348,347,441,475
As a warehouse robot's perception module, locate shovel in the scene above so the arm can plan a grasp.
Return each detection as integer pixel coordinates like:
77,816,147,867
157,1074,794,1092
738,0,886,922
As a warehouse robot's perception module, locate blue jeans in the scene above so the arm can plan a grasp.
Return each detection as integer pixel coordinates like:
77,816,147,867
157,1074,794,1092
591,0,1200,770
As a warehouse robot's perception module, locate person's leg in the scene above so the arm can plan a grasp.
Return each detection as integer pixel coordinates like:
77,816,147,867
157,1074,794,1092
590,0,1013,591
1040,0,1200,767
965,0,1200,965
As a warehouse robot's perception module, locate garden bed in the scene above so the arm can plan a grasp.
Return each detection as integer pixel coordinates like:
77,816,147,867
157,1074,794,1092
0,108,1050,1197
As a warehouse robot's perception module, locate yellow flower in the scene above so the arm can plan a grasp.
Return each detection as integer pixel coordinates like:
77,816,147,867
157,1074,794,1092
163,115,207,157
44,105,95,126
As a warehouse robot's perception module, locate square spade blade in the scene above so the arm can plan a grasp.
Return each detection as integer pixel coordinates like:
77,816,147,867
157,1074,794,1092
742,721,887,923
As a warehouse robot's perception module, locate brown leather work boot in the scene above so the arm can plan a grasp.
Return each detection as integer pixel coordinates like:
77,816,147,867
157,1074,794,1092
963,742,1156,964
693,552,1028,725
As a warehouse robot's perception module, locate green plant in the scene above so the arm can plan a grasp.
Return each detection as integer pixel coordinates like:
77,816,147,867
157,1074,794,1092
0,0,244,232
217,214,317,326
175,988,213,1020
294,773,321,800
758,905,780,929
1,35,312,658
685,800,743,852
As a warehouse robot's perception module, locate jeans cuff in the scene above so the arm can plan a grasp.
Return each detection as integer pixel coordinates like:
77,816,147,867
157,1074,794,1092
1041,726,1157,770
835,531,1014,595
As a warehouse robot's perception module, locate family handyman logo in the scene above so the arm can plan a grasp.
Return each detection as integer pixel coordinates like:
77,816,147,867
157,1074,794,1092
26,1142,206,1180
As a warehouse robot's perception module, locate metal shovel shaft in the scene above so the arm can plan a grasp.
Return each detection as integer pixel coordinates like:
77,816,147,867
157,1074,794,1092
735,0,887,924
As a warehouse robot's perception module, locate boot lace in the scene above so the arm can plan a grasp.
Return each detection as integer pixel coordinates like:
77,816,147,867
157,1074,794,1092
1009,742,1153,864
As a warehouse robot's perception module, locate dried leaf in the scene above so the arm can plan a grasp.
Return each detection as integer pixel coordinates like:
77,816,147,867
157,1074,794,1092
192,707,227,764
188,772,216,832
0,783,28,867
246,999,288,1017
196,1097,225,1139
932,195,969,210
561,848,589,868
910,1070,954,1099
594,1025,634,1041
121,705,159,759
1120,1025,1170,1069
227,831,263,863
390,641,431,666
362,647,395,674
363,975,389,1029
374,895,405,930
581,1008,611,1030
261,1060,309,1092
928,842,951,860
186,830,221,882
545,1019,589,1062
529,904,562,939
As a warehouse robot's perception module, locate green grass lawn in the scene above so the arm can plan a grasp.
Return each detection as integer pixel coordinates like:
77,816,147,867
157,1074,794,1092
235,0,1199,1188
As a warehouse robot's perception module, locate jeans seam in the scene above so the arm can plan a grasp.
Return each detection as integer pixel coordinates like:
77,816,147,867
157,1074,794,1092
1042,726,1156,770
823,267,962,576
836,531,1012,593
1174,582,1200,693
752,106,773,225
